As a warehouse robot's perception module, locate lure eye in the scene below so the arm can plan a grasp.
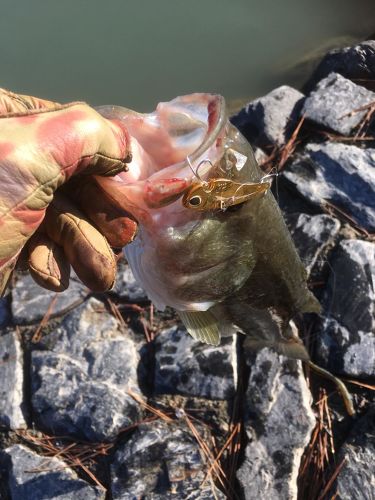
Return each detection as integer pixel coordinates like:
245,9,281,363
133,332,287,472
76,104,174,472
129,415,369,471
188,195,202,207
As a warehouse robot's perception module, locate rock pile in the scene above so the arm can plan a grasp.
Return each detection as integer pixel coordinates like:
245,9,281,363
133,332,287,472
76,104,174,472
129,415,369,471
0,40,374,499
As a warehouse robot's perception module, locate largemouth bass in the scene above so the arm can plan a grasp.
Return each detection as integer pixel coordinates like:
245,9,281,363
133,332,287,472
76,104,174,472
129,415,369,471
95,94,320,359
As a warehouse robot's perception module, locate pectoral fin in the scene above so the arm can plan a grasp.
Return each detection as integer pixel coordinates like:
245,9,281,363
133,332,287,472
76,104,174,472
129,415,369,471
178,310,221,346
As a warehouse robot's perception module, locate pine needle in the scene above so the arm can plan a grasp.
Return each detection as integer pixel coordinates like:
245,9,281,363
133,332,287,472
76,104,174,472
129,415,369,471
343,379,375,391
323,201,374,241
106,297,126,327
298,388,338,499
127,389,174,423
260,116,305,173
32,294,58,343
15,429,111,491
317,458,347,500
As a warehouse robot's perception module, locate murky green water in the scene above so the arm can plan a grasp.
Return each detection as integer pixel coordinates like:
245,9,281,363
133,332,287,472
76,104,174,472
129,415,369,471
0,0,374,111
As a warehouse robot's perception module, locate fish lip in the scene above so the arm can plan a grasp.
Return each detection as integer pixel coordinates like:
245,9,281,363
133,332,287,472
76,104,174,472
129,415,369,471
143,177,191,208
183,94,227,166
96,94,227,170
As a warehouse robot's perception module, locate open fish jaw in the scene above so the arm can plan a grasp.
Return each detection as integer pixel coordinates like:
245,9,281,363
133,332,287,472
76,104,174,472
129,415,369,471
96,94,319,352
96,94,263,311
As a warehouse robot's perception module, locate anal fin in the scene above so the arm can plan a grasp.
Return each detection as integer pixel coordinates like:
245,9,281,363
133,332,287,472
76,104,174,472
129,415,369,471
178,310,221,346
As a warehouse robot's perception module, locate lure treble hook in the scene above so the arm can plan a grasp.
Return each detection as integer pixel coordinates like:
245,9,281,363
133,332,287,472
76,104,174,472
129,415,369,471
186,156,214,189
186,155,213,193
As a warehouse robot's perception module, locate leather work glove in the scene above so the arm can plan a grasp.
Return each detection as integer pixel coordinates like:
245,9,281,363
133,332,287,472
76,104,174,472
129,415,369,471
0,88,137,295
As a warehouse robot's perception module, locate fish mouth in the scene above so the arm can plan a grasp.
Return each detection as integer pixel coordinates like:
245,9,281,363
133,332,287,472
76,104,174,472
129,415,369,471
95,94,229,215
96,94,227,183
167,94,227,169
96,94,266,222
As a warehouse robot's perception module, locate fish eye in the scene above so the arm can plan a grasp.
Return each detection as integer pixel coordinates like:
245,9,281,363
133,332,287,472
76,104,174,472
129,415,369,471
189,195,202,206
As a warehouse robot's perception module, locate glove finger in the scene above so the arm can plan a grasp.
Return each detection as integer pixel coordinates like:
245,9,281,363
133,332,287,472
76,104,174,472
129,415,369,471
62,178,138,248
0,87,59,114
27,232,71,292
43,192,116,292
0,255,18,297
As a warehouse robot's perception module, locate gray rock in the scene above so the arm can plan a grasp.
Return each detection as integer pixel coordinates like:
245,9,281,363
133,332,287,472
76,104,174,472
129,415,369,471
333,407,375,500
0,297,11,328
304,40,375,93
0,332,26,429
316,239,375,377
231,85,304,148
154,326,236,400
111,420,224,499
302,72,375,135
31,298,141,441
286,213,340,274
284,142,375,232
11,272,88,325
111,258,148,301
0,444,103,499
237,348,315,500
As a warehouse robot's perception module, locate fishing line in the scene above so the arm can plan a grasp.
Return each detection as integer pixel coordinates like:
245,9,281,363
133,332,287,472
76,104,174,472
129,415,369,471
261,166,279,203
260,167,278,182
275,166,280,204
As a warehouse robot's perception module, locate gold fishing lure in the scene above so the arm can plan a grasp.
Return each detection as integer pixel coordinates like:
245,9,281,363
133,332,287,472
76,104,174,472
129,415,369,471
182,178,271,211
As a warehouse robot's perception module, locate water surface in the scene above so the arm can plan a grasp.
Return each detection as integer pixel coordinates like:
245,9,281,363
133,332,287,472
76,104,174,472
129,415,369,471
0,0,374,110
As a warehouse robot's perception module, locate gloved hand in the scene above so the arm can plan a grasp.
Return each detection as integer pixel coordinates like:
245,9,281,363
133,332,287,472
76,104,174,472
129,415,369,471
0,88,137,295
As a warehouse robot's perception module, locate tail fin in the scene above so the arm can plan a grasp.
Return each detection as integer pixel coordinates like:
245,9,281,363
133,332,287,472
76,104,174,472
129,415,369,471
244,336,310,361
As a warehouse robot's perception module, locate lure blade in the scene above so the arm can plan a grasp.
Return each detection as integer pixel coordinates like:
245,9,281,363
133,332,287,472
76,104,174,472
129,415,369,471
182,178,270,211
